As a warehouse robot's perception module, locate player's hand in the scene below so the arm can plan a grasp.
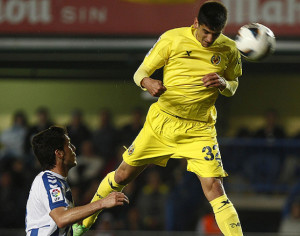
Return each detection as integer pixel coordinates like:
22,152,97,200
141,77,167,97
202,73,226,91
99,192,129,209
72,223,89,236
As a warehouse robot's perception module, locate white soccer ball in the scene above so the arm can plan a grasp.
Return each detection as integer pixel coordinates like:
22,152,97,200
235,23,276,61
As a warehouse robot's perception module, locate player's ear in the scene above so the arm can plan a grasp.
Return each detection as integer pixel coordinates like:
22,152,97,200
55,149,64,160
193,17,199,28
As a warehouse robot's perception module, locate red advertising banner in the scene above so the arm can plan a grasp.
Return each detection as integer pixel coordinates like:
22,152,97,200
0,0,299,36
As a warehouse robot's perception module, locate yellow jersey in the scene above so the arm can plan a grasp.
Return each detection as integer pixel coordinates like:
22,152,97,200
142,26,242,123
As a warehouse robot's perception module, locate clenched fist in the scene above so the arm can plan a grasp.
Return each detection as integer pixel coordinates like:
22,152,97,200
202,73,226,91
141,77,167,97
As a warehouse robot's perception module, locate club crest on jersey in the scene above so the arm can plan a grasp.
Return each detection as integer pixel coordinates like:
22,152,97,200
128,144,135,155
211,54,221,65
50,187,64,203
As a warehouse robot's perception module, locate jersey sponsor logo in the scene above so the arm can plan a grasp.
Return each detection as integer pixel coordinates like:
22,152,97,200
186,50,192,56
50,187,64,203
230,222,241,228
211,54,221,65
128,144,135,155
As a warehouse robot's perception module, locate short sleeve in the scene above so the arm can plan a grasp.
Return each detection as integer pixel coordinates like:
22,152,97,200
42,173,67,210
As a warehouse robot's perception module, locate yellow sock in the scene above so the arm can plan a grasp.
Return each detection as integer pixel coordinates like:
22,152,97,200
82,171,125,228
210,195,243,236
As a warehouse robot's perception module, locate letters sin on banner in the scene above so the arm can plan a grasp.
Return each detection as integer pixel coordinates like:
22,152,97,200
0,0,299,36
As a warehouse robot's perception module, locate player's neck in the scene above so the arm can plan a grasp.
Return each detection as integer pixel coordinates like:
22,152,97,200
50,166,68,178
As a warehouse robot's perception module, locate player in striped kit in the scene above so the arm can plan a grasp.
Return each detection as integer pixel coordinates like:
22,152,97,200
25,126,129,235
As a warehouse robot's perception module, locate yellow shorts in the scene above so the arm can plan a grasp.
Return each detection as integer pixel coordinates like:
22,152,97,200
123,103,228,178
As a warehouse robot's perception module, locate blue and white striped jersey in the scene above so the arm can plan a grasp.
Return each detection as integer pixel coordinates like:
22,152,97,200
25,171,74,236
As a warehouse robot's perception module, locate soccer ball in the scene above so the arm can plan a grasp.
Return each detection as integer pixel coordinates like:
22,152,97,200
235,23,276,61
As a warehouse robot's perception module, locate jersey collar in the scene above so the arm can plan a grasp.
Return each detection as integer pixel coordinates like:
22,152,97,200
45,170,67,181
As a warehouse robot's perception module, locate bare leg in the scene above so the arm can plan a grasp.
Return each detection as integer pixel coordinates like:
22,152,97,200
198,176,243,236
198,176,224,201
115,161,148,185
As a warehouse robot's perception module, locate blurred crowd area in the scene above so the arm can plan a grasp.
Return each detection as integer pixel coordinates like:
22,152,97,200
1,106,300,234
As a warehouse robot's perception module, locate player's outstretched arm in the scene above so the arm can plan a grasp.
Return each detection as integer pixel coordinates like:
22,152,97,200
50,192,129,229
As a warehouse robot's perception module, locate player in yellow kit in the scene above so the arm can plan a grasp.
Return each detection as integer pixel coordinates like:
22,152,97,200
73,1,243,235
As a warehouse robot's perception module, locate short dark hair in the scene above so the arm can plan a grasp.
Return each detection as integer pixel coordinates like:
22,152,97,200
32,126,67,171
197,1,227,31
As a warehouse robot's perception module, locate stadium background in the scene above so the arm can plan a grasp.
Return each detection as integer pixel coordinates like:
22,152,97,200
0,0,300,235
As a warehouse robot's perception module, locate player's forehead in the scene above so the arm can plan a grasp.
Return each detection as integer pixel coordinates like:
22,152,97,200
200,24,221,34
